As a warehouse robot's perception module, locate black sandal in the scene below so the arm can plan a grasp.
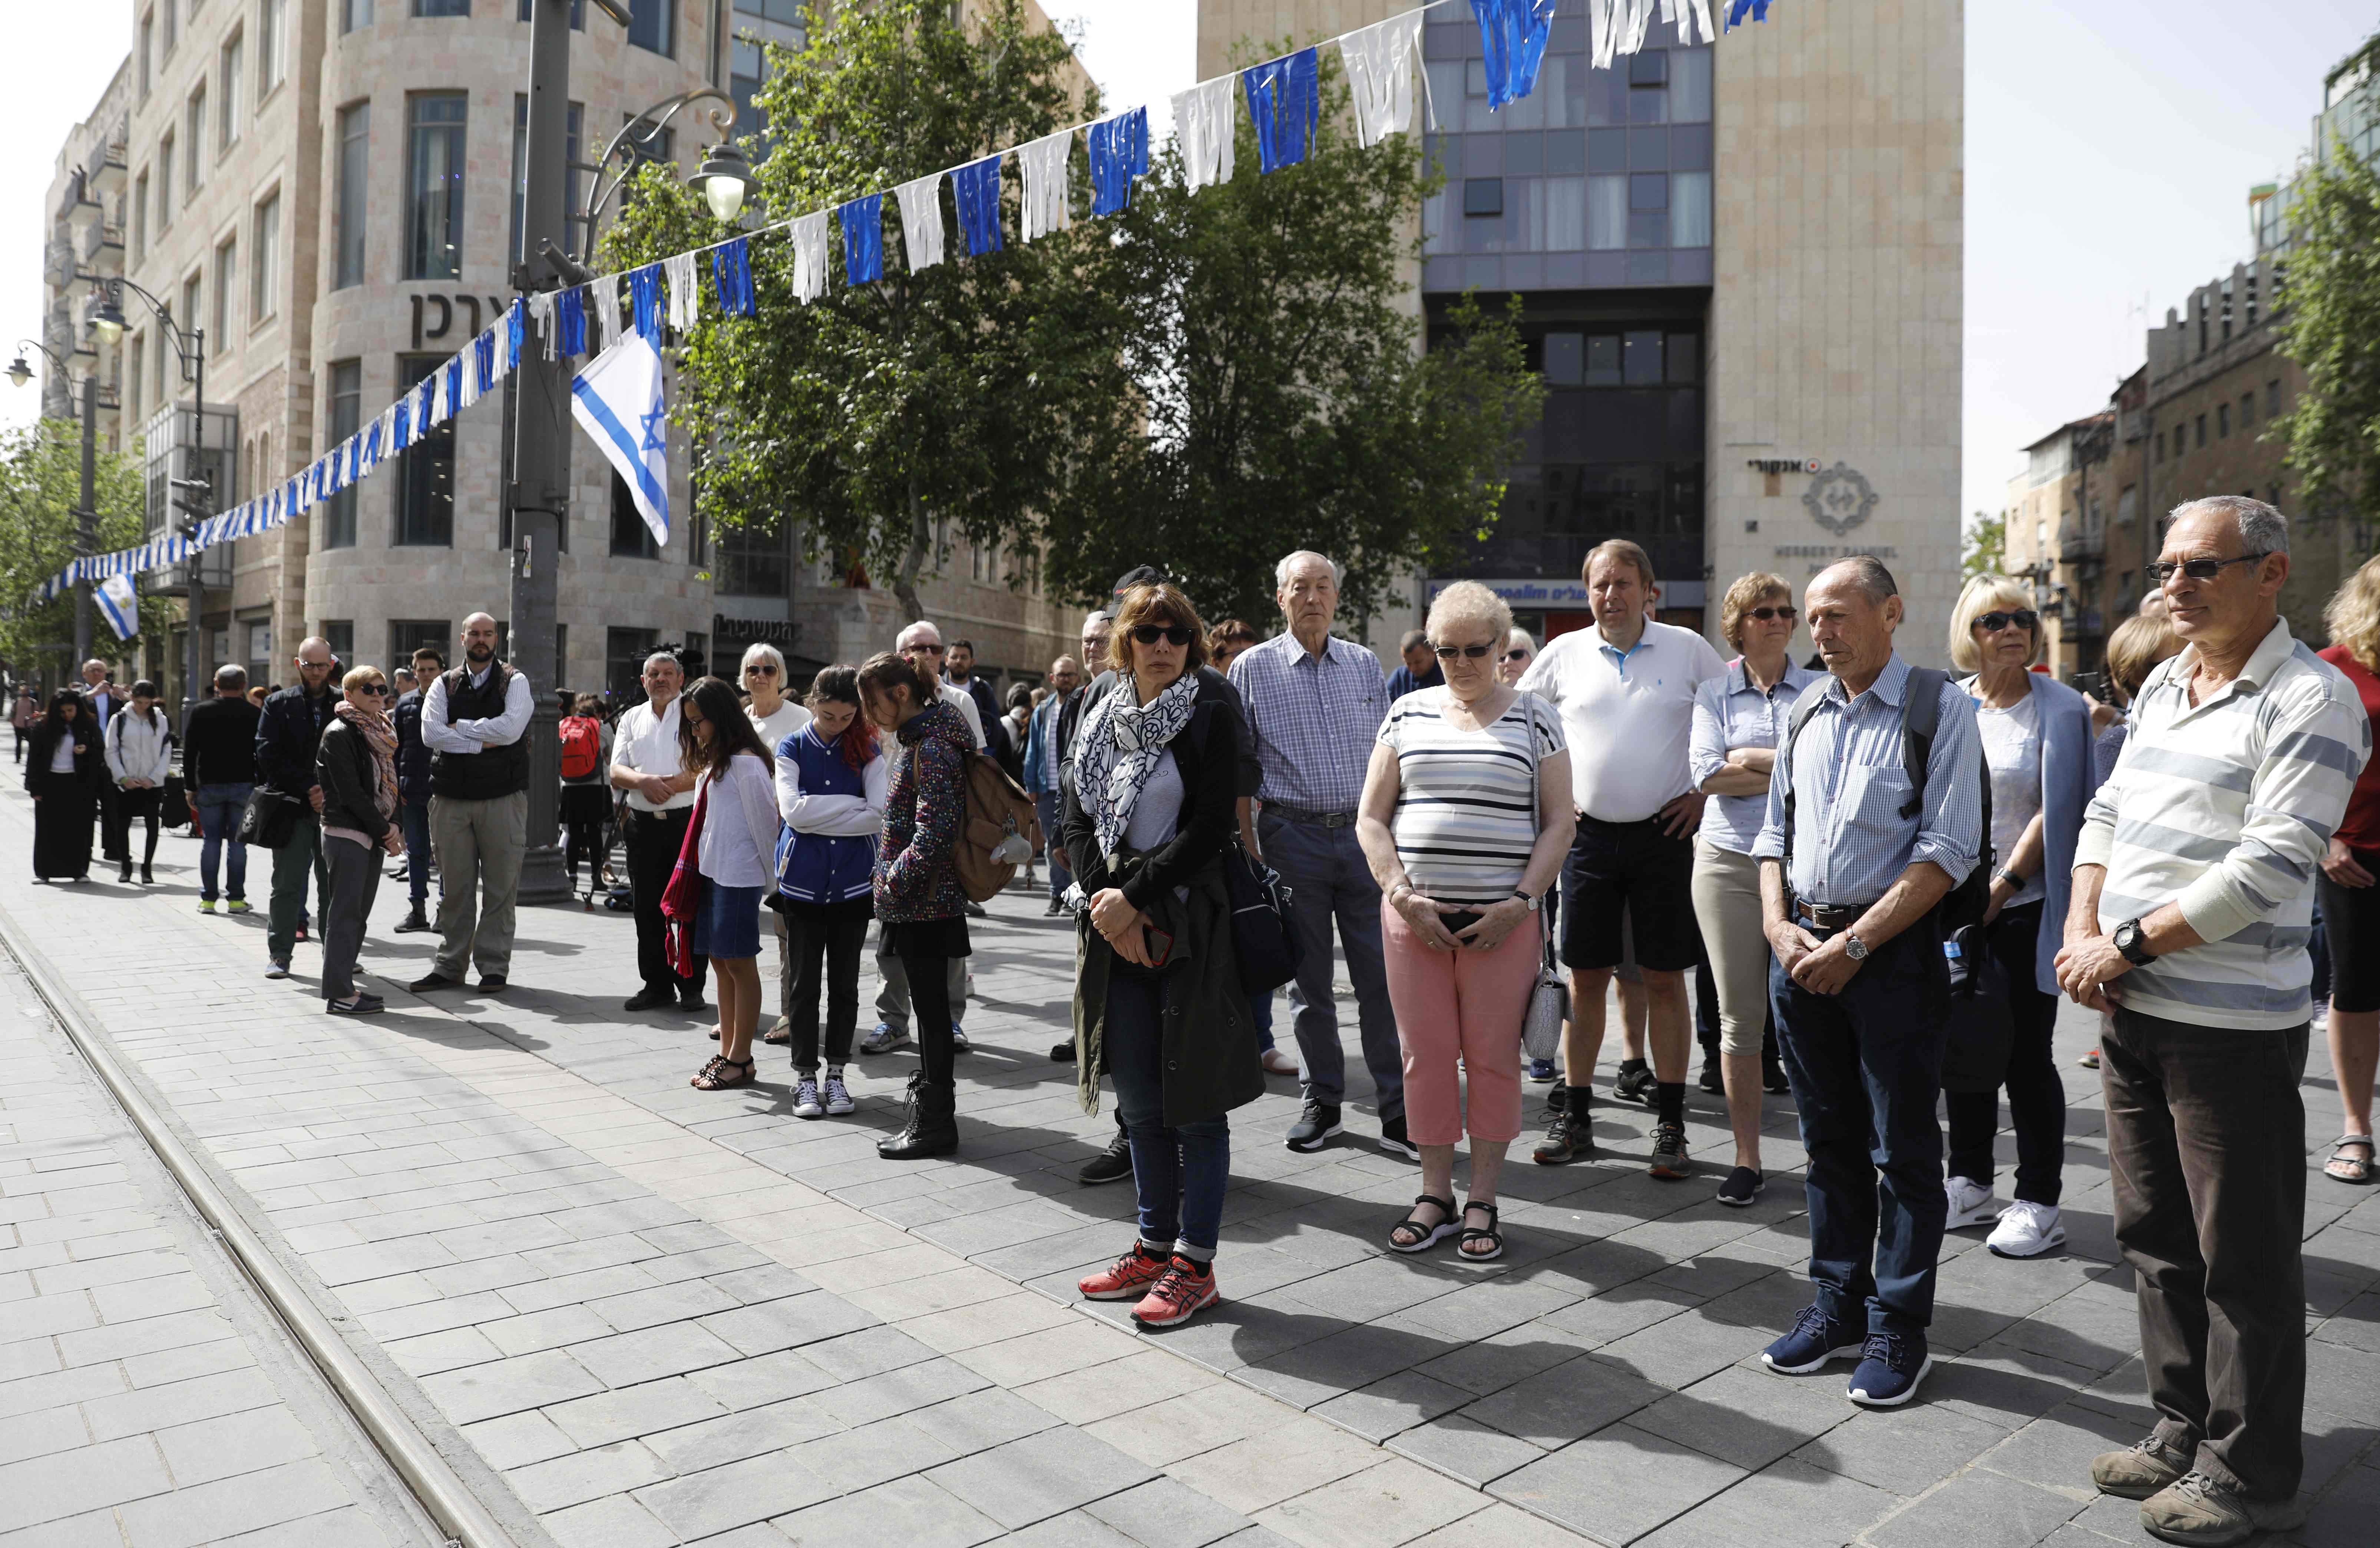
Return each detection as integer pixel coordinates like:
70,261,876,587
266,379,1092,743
1388,1194,1457,1254
691,1057,754,1090
1457,1200,1503,1261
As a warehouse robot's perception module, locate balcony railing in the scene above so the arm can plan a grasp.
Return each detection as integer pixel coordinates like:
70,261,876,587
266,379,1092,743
88,136,128,199
2056,521,2103,562
81,222,124,274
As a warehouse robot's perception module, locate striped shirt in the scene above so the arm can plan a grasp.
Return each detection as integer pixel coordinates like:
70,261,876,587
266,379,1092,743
2076,617,2371,1030
1379,688,1566,904
1230,632,1388,814
1753,653,1985,908
1690,658,1821,855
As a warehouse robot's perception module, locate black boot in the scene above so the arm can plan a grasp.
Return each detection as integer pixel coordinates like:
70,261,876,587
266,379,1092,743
879,1078,957,1159
118,860,133,883
140,863,153,885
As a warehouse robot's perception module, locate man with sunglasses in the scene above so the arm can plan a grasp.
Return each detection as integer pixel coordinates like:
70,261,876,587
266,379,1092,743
2057,498,2367,1543
410,613,535,995
254,637,343,979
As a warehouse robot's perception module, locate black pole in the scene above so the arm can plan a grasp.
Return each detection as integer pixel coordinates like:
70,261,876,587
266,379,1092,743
73,372,96,665
508,0,571,904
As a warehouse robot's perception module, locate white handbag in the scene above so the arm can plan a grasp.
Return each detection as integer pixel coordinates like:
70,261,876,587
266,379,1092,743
1518,693,1569,1061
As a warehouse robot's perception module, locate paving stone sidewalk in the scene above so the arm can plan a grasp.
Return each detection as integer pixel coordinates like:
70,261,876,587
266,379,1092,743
0,941,440,1546
8,793,2378,1547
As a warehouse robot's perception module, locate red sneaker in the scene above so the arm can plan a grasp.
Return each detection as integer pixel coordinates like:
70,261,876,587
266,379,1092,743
1131,1256,1220,1328
1078,1243,1170,1301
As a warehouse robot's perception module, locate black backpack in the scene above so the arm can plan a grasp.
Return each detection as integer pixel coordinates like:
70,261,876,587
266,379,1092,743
1779,666,1994,935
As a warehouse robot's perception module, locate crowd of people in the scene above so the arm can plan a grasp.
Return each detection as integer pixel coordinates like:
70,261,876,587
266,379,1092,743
13,495,2379,1548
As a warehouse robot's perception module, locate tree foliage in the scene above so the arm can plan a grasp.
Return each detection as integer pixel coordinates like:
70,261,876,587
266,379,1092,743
0,419,168,676
2275,95,2380,525
1961,510,2007,579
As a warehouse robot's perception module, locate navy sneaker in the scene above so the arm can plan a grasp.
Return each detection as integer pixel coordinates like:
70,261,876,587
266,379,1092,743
1526,1058,1558,1084
1846,1330,1932,1407
1761,1304,1864,1375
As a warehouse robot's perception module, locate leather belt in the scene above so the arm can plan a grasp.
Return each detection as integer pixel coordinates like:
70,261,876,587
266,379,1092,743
1263,803,1358,829
1792,900,1867,931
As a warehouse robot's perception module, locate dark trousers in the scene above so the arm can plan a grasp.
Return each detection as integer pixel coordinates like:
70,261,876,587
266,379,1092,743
901,951,958,1090
782,897,872,1073
116,787,162,872
97,781,124,862
268,815,328,962
401,797,434,911
564,818,608,895
626,808,706,997
1263,813,1401,1119
2102,1006,2307,1499
1946,902,2067,1204
322,835,382,1002
1107,969,1231,1259
1770,920,1949,1334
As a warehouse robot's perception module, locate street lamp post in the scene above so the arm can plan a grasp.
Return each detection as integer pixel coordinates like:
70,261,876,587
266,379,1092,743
6,341,101,669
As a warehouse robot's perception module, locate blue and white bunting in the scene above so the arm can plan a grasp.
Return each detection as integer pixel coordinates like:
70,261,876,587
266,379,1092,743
1243,49,1320,174
840,194,885,285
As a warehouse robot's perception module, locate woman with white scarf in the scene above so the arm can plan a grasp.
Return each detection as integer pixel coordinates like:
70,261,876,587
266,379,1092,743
1067,582,1261,1331
315,666,404,1015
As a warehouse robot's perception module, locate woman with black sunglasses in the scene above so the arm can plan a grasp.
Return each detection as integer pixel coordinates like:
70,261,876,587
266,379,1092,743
1940,575,2100,1259
317,666,405,1014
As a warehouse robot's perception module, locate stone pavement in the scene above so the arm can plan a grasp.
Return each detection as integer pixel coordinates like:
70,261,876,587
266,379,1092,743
4,792,2377,1548
0,939,441,1545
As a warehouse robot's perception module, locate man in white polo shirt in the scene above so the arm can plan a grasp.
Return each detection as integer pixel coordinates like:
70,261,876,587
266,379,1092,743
1519,539,1725,1175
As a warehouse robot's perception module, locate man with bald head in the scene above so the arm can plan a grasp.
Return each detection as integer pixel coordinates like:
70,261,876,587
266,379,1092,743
1024,656,1083,915
409,612,536,993
255,636,343,977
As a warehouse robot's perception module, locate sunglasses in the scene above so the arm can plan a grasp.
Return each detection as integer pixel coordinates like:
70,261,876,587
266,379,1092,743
907,643,946,654
1432,643,1494,660
743,664,778,677
1974,610,2039,633
2147,553,2269,584
355,683,390,697
1130,624,1194,647
1746,605,1798,623
1503,648,1531,662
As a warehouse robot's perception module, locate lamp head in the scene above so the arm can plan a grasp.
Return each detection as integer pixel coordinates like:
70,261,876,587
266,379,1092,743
5,355,30,389
89,297,126,348
693,141,753,224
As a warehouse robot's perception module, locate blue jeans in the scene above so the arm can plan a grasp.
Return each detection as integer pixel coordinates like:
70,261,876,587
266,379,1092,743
1105,970,1230,1258
1034,790,1070,901
1260,813,1401,1119
1769,921,1949,1334
1250,988,1276,1053
401,798,434,910
195,782,253,902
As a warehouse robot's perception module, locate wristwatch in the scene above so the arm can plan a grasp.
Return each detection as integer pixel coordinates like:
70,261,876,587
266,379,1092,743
2113,917,2157,966
1995,867,2025,891
1842,933,1870,961
1514,891,1541,912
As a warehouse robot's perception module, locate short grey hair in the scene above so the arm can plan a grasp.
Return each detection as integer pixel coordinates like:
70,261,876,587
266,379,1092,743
1275,551,1343,588
213,664,248,691
2169,495,2289,557
1817,555,1899,604
1424,581,1513,649
739,642,787,680
642,650,683,673
1081,611,1114,633
896,620,943,649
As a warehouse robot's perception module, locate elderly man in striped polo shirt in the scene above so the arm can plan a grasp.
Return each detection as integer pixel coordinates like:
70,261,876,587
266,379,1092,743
2059,496,2370,1547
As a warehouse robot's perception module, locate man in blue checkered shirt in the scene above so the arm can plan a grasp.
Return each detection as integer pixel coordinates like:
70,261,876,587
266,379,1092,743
1230,552,1408,1158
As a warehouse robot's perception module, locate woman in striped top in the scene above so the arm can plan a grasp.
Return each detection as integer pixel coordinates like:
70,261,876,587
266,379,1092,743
1358,582,1573,1262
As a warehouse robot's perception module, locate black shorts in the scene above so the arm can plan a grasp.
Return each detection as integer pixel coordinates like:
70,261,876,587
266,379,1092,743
2320,852,2380,1014
1558,814,1700,973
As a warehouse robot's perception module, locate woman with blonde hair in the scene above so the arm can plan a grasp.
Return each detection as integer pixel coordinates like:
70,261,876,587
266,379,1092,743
1940,574,2100,1258
2317,554,2380,1184
316,666,404,1016
1688,572,1818,1205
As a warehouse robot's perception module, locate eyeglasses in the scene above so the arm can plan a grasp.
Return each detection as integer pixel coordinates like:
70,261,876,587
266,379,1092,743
1974,610,2039,633
1432,642,1493,660
298,659,334,671
906,643,946,655
2147,553,2270,584
1503,649,1531,662
356,683,390,697
743,664,778,677
1746,605,1798,623
1130,624,1194,647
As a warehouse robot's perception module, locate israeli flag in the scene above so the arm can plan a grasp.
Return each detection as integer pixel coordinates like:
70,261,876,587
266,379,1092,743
96,574,138,641
570,333,670,547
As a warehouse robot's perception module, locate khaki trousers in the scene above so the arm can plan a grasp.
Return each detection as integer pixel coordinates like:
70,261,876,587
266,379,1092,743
430,790,528,980
1689,835,1771,1056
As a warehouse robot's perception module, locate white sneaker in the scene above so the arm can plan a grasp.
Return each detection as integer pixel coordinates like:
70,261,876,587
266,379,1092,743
1986,1200,2066,1259
823,1072,855,1115
1945,1176,2000,1230
792,1078,823,1120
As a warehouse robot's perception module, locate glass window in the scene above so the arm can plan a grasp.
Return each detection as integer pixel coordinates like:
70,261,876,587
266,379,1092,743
396,354,454,546
1629,172,1668,248
323,360,360,549
1585,334,1621,386
258,0,286,92
1623,331,1663,385
2240,392,2254,427
1427,60,1465,123
1587,128,1627,174
140,14,153,99
406,93,466,281
133,173,149,263
1584,65,1628,127
511,95,585,266
611,472,659,557
517,0,588,22
717,522,789,597
1628,50,1667,123
212,237,237,342
250,191,279,322
1464,178,1503,217
163,0,178,50
2266,380,2281,417
219,33,243,146
1629,126,1668,171
1546,131,1585,176
1466,58,1488,97
1543,177,1585,249
628,0,672,56
2217,403,2229,438
1503,132,1545,176
1670,170,1711,247
335,103,368,288
1666,333,1699,384
343,0,371,30
158,135,173,228
321,621,354,663
390,620,450,669
1543,56,1582,129
2195,415,2206,448
413,0,468,14
607,627,659,705
1670,49,1712,122
1542,333,1583,387
2155,430,2165,462
186,86,206,192
1587,174,1626,250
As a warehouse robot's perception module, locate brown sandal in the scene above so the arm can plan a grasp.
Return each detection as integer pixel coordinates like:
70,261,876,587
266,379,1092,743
2325,1135,2375,1185
691,1057,754,1090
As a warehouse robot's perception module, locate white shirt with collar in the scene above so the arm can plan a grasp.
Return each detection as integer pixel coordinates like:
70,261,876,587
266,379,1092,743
938,681,986,750
420,662,534,755
615,694,695,812
1518,619,1726,822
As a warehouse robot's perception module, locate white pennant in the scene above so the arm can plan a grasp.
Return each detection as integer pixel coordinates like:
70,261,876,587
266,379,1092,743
1018,129,1073,242
459,341,482,410
665,251,699,331
895,174,946,274
1173,76,1238,193
595,273,623,351
790,211,830,304
531,291,558,362
1342,14,1425,149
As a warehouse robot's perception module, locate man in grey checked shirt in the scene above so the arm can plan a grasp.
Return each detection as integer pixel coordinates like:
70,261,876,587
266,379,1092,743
1231,551,1406,1156
1752,556,1983,1411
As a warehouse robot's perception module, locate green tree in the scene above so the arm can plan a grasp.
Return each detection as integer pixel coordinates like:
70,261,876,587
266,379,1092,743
0,419,167,678
2275,59,2380,526
1039,47,1543,628
1961,509,2007,579
599,0,1108,621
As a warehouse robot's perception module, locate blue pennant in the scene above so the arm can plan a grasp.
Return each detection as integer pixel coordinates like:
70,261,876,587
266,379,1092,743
506,298,525,370
951,153,1005,257
712,238,756,316
473,330,496,392
1725,0,1772,29
632,264,664,343
443,357,464,416
840,194,885,285
1472,0,1557,110
558,287,587,356
393,397,410,452
1088,107,1150,217
1242,49,1319,174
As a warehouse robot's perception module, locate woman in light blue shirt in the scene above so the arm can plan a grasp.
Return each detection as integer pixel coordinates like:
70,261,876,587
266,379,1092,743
1689,573,1819,1207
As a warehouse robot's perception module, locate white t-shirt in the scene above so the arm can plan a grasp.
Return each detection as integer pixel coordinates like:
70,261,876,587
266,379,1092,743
749,698,813,756
615,696,694,813
1517,620,1725,822
1974,684,2045,908
1379,687,1566,904
938,682,986,750
697,751,784,889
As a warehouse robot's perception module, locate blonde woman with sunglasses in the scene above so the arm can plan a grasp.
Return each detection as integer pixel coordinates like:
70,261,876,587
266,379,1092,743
316,666,404,1016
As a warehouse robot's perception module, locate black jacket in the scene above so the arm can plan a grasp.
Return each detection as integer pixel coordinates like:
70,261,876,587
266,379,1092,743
255,685,336,795
315,719,394,844
393,690,433,804
24,722,103,796
182,696,261,789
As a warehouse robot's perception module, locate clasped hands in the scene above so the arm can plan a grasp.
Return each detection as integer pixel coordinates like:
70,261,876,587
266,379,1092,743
1089,887,1160,967
1392,885,1528,953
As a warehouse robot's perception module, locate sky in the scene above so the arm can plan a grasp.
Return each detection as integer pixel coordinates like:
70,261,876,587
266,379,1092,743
3,0,2369,536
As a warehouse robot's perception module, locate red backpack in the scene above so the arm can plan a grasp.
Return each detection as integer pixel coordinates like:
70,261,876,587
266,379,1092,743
559,716,602,781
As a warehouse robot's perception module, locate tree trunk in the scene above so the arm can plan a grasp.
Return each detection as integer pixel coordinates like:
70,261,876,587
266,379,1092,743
891,478,929,624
